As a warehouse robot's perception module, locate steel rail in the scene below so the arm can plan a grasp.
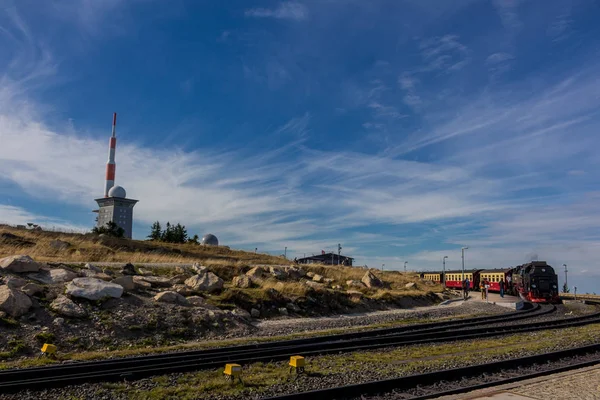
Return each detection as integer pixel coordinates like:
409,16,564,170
262,343,600,400
1,307,598,393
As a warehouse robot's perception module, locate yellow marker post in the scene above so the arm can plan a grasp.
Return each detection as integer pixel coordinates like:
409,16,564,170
40,344,57,358
289,355,305,375
223,363,243,384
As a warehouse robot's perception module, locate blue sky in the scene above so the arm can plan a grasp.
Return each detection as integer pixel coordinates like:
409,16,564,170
1,0,600,293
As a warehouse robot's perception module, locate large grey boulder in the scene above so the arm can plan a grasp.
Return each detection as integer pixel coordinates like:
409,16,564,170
285,266,306,280
232,275,252,289
28,268,78,284
50,295,87,318
0,255,40,273
66,278,123,301
0,286,32,317
269,266,288,280
154,291,190,306
405,282,417,289
361,271,384,288
312,274,324,283
185,272,223,293
191,263,208,274
245,266,266,280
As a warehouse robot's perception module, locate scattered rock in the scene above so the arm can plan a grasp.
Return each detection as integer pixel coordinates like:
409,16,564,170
172,284,196,296
174,266,188,274
361,271,384,288
50,295,87,318
251,308,260,318
132,276,152,290
102,269,115,276
0,286,33,317
405,282,417,289
0,255,40,273
269,266,288,280
286,302,301,313
66,278,124,301
28,268,78,284
49,240,70,250
306,271,316,278
85,263,102,273
346,290,363,298
120,263,137,276
21,283,44,296
53,317,65,326
140,276,172,288
186,296,206,307
312,274,324,283
232,308,251,320
285,266,306,279
191,263,208,274
278,307,289,316
185,272,224,293
6,277,27,289
153,291,190,306
346,280,365,288
137,268,153,276
246,266,266,280
169,274,188,285
232,275,252,289
332,285,343,290
305,281,325,290
324,278,335,285
0,311,6,319
111,276,135,292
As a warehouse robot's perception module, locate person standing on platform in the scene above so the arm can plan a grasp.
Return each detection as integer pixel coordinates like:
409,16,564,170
499,278,505,298
464,277,470,300
480,280,486,300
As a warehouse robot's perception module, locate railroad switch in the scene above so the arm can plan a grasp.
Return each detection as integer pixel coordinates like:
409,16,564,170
40,343,57,358
223,363,244,385
289,355,305,375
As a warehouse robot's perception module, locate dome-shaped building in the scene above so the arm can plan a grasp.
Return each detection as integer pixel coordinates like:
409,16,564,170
201,233,219,246
108,185,127,198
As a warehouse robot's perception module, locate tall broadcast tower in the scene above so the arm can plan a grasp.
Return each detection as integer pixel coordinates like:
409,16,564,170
93,113,138,239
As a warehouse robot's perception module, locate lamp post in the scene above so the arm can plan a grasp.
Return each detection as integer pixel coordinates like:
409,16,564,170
284,247,287,259
404,261,408,273
443,256,448,284
563,264,568,292
461,247,469,281
382,264,385,271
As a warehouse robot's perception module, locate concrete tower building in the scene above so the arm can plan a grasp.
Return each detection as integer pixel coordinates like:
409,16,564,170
93,113,138,239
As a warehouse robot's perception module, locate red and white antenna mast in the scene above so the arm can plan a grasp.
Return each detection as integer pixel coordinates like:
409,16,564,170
104,112,117,197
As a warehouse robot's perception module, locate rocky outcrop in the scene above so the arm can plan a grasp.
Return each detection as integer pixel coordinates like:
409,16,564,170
66,278,124,301
251,308,260,318
169,274,188,285
232,275,252,289
312,274,324,283
305,281,325,290
0,255,40,273
405,282,417,289
191,263,208,274
112,276,135,291
21,283,44,296
186,296,207,307
172,284,196,296
154,291,190,306
50,295,87,318
285,266,306,279
361,271,384,288
185,272,223,293
232,308,251,320
0,286,32,317
29,268,78,284
132,276,152,289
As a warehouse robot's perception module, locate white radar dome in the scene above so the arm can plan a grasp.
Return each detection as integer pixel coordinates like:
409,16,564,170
108,185,126,198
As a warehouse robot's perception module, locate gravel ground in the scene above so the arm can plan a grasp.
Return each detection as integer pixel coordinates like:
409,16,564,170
2,301,595,400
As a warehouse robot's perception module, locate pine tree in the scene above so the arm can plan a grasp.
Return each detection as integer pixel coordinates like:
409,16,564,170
188,234,199,244
173,223,188,243
161,222,173,242
147,221,162,241
92,221,125,238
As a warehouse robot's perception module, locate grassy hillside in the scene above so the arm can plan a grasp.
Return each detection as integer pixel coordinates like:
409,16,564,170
0,224,284,265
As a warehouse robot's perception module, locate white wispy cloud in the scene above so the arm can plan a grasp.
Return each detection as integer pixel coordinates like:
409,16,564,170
419,34,470,72
245,2,309,21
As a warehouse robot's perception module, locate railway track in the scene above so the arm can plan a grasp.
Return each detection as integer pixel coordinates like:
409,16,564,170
1,303,599,393
264,343,600,400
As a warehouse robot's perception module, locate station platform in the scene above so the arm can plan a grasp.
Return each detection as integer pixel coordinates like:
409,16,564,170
466,291,524,310
431,363,600,399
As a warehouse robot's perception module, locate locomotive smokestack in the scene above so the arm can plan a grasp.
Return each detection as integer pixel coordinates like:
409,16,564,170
104,112,117,197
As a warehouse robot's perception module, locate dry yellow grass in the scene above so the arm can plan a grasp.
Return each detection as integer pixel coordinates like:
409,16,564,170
0,225,285,265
